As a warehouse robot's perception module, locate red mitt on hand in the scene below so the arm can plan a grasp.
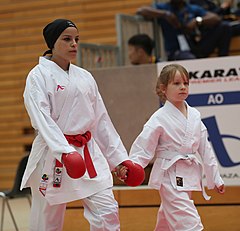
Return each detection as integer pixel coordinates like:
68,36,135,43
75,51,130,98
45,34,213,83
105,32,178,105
121,160,145,187
62,151,86,179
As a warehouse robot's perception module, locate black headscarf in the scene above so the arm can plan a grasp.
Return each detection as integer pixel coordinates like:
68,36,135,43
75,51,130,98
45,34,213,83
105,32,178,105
42,19,77,56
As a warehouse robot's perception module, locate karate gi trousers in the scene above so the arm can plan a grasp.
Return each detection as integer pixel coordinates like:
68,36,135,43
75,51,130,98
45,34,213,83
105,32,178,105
28,157,120,231
154,171,203,231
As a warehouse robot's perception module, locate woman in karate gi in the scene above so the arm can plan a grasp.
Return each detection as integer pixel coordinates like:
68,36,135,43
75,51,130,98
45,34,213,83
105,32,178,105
21,19,144,231
129,63,225,231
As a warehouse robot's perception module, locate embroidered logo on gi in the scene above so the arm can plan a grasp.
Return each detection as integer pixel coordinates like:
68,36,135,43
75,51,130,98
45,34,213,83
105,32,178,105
55,167,62,174
57,85,65,91
39,174,49,196
176,176,183,187
41,174,48,181
53,166,63,188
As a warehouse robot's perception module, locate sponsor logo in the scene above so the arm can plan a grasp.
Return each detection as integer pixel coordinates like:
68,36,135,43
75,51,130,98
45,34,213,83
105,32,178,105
57,85,65,91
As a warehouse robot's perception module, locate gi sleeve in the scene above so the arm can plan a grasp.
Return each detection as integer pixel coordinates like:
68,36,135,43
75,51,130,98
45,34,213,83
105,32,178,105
129,123,162,168
24,72,75,160
90,78,129,171
198,122,224,189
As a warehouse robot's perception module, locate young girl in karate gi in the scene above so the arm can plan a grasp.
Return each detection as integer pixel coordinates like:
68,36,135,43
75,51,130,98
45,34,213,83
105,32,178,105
129,63,225,231
21,18,144,231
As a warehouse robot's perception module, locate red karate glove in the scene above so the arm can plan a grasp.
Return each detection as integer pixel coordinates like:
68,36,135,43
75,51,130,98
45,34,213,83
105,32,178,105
62,151,86,179
121,160,145,187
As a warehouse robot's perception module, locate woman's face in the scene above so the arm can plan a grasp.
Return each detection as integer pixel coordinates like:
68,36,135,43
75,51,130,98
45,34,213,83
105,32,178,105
52,27,79,65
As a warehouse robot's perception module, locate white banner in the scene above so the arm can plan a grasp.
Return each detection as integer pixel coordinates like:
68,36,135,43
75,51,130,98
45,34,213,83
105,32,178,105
157,56,240,186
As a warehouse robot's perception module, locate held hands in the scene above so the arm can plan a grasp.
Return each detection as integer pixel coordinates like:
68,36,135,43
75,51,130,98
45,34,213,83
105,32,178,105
62,151,86,179
115,164,128,181
215,184,225,194
114,160,145,187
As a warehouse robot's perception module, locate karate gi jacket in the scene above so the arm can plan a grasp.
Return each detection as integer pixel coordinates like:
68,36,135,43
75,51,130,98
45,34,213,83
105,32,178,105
130,100,223,196
21,57,129,205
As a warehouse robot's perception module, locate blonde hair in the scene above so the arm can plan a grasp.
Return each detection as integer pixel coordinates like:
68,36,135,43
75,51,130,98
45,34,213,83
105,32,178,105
156,64,189,103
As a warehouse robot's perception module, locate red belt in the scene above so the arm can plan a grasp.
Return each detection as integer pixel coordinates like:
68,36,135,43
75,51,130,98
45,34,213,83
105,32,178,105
56,131,97,178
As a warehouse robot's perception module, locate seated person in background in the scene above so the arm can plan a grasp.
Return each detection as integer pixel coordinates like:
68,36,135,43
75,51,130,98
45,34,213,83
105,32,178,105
190,0,234,17
190,0,240,36
190,0,233,13
137,0,231,61
128,34,161,65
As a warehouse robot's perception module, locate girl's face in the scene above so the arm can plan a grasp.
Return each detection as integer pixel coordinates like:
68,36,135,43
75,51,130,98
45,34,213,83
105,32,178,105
51,27,79,69
163,70,189,106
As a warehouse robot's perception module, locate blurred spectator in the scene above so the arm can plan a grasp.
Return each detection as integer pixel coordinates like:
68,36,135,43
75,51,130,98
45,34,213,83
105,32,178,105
190,0,240,36
137,0,231,61
128,34,161,65
234,0,240,16
189,0,234,16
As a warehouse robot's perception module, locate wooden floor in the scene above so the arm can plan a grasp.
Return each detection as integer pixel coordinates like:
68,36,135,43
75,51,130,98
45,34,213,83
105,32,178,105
64,206,240,231
64,186,240,231
1,186,240,231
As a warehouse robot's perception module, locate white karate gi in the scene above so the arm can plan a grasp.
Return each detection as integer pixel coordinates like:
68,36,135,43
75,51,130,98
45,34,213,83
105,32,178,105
129,100,224,231
21,57,129,231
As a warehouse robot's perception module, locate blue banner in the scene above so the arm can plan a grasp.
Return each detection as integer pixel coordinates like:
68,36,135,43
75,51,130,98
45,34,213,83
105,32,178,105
187,91,240,107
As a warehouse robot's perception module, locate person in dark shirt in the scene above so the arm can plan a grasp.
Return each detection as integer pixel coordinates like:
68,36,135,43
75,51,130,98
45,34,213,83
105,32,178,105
137,0,231,61
190,0,240,36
